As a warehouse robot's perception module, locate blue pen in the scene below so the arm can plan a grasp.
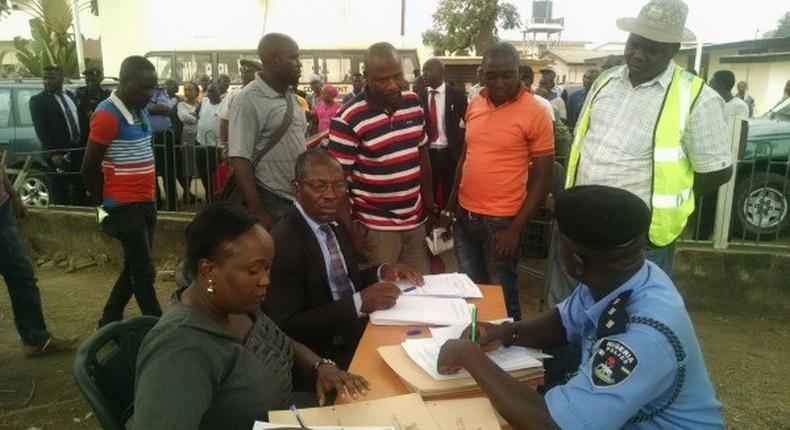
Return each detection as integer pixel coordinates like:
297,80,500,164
289,404,307,428
403,286,417,293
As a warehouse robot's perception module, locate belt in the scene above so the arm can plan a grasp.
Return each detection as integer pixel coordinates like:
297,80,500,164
429,145,449,153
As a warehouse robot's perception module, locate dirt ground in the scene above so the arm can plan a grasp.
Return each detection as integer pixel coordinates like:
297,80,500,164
0,263,789,429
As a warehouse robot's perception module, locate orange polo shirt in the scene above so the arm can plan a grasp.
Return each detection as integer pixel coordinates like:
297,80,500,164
459,89,554,217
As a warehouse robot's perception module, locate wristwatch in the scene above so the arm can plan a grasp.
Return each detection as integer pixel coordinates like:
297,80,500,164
313,357,337,372
502,322,520,347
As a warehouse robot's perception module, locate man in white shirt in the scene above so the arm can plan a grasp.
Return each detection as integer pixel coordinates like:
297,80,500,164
196,83,223,197
467,66,484,101
521,68,556,121
710,70,749,127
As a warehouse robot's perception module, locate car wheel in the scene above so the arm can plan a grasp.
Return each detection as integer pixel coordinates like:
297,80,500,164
18,172,50,207
733,172,790,238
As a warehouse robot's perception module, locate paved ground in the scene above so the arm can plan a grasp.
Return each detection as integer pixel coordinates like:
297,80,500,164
0,262,788,429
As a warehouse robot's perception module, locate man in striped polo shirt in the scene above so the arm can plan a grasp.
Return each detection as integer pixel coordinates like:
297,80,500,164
328,42,434,273
82,56,163,328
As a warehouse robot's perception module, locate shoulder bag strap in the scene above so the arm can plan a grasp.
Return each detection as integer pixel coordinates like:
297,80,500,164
250,90,295,168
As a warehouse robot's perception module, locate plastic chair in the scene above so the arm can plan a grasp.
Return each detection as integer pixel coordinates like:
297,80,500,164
73,316,159,430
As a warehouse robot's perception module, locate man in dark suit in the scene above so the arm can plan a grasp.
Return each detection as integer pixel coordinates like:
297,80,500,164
264,150,423,369
30,65,85,205
419,58,468,210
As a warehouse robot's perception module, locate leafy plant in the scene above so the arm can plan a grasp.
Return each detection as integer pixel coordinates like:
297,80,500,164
7,0,95,77
422,0,521,56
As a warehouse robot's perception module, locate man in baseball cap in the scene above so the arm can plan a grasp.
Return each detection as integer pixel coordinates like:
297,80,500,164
543,0,733,391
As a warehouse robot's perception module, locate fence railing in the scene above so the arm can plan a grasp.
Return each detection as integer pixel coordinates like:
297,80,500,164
3,129,224,213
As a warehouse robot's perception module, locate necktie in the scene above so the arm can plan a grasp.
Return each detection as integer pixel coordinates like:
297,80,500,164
319,224,354,297
428,89,439,143
55,92,80,143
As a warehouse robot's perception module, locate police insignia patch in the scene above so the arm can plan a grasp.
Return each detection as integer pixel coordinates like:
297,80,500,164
592,339,638,387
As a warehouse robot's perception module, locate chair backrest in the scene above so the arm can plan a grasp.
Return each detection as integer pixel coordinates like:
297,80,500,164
73,316,159,430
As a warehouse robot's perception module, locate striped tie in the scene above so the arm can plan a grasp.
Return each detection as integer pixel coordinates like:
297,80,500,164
319,224,353,297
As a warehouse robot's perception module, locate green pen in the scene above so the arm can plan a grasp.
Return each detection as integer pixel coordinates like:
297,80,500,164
471,305,478,344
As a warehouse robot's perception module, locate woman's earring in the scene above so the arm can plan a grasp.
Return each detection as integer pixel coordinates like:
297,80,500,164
207,279,216,294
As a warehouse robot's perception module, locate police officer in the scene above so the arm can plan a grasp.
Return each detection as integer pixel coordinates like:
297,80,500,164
437,185,724,429
75,67,111,147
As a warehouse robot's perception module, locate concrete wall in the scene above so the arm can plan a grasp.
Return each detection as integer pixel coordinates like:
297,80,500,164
19,208,190,268
673,247,790,318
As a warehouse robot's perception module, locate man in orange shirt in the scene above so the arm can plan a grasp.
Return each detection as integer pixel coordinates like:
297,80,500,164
438,43,554,320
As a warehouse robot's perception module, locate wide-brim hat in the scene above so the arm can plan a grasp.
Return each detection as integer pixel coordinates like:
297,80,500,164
617,0,695,44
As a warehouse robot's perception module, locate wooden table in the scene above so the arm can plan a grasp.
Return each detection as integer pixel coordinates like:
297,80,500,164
342,285,509,402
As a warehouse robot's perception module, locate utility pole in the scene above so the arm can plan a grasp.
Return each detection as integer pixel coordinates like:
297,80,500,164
400,0,405,36
70,0,85,74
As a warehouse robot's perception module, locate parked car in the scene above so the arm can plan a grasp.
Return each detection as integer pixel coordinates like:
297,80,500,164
734,97,790,238
0,78,115,207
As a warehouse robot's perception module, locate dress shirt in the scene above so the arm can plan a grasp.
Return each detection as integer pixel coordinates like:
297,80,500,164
427,82,448,149
293,201,365,316
575,62,731,207
52,90,80,139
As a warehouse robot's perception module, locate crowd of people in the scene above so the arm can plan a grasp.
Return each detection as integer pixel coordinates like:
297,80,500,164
4,0,790,428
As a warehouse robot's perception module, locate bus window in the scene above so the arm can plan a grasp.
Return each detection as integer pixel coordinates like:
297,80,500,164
217,52,258,83
321,55,352,83
400,53,417,83
300,53,317,76
148,54,176,81
176,53,213,83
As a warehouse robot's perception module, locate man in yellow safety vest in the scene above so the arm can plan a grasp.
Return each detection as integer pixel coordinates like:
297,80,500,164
543,0,733,390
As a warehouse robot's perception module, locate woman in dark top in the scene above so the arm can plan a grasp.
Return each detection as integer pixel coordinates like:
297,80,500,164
133,204,370,430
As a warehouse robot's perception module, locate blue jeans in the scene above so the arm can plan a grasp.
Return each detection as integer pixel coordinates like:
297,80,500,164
453,208,521,320
0,201,50,345
99,202,162,327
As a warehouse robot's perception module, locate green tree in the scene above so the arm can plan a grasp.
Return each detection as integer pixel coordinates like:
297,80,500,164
764,11,790,38
3,0,97,77
422,0,521,56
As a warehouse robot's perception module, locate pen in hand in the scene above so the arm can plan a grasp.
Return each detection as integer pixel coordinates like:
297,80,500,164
289,404,307,429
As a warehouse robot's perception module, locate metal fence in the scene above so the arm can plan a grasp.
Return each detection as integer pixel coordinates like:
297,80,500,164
680,119,790,250
3,129,224,213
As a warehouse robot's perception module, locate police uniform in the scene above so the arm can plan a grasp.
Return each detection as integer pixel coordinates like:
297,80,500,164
544,185,724,429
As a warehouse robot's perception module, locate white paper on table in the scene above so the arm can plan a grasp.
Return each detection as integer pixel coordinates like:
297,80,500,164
401,337,543,381
428,321,553,360
397,273,482,299
369,296,473,326
253,422,392,430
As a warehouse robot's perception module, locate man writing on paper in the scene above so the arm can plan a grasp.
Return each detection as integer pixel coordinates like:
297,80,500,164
437,186,723,430
264,150,424,369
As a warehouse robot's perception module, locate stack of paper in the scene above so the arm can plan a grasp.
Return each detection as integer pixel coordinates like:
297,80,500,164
369,296,473,326
265,393,502,430
428,323,552,362
401,337,544,380
397,273,483,299
378,345,544,398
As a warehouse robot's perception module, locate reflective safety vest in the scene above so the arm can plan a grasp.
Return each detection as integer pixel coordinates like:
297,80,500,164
565,65,704,247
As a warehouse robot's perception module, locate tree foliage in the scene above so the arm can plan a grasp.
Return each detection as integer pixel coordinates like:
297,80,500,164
763,11,790,38
6,0,95,77
422,0,521,56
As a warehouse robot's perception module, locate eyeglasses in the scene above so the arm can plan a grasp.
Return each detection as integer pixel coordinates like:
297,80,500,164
297,179,348,194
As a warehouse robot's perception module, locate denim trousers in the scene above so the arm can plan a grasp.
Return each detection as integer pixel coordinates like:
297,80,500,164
0,200,50,345
99,202,162,327
453,208,522,320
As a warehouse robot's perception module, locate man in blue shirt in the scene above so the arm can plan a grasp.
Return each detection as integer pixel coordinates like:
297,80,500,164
438,185,723,430
566,69,600,130
342,72,365,105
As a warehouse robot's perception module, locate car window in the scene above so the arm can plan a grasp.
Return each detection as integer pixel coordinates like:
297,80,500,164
0,89,10,128
15,89,38,126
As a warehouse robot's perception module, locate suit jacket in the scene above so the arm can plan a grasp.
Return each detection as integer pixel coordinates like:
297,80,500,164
419,83,468,161
264,206,380,367
29,89,81,167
